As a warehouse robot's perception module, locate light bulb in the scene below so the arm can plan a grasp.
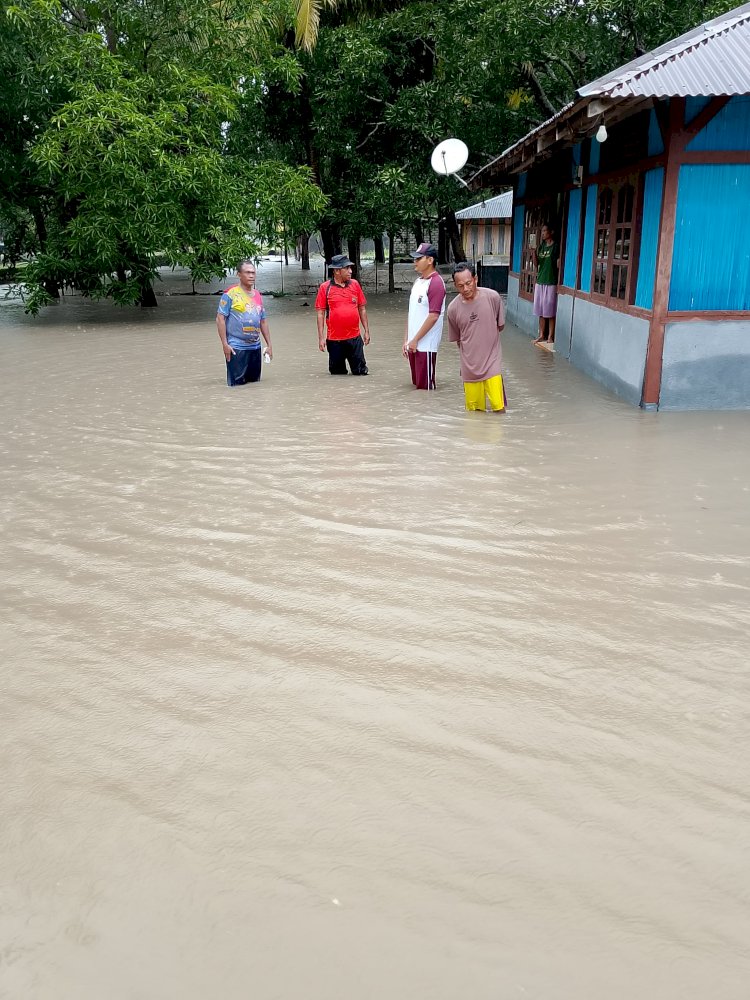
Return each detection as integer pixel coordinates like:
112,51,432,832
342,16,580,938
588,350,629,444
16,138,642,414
596,124,608,143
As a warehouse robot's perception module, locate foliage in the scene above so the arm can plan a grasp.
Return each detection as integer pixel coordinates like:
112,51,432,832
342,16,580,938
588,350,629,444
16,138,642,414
1,0,740,310
24,65,324,310
238,0,740,260
0,0,326,311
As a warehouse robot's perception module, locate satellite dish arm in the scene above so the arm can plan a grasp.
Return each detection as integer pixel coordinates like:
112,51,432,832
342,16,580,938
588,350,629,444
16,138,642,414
441,150,470,187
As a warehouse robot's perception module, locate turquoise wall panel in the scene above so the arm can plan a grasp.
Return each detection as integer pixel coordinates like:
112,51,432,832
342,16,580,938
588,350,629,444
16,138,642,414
670,164,750,311
648,110,664,156
512,205,524,272
685,96,711,124
580,185,597,293
635,168,664,310
563,187,582,288
588,139,600,175
517,173,527,198
687,96,750,151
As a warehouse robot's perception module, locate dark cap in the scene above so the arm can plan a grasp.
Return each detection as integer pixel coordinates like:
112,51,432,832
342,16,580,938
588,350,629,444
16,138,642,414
411,243,438,260
329,254,353,269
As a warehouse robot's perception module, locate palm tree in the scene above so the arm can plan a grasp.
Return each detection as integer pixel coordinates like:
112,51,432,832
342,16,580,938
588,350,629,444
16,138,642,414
293,0,408,52
294,0,339,52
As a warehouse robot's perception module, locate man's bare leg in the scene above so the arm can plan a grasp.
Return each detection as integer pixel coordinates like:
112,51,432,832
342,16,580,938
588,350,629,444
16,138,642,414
534,317,547,344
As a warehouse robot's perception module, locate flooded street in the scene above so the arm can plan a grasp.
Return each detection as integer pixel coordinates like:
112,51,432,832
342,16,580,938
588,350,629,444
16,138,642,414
1,277,749,999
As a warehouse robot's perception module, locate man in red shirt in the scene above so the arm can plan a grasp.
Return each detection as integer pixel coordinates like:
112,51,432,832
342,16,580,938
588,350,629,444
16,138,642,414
315,254,371,375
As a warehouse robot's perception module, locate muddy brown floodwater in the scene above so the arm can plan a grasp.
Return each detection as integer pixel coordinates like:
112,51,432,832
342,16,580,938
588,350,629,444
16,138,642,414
1,278,749,1000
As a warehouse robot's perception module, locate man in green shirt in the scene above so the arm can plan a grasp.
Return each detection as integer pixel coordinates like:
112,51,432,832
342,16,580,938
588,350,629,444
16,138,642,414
533,223,560,348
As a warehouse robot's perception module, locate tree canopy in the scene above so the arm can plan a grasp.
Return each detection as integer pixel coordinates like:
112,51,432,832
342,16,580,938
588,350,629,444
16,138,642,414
0,0,325,309
0,0,738,310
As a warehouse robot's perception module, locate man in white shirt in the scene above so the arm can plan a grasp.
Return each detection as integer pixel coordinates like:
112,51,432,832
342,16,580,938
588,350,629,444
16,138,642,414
403,242,446,390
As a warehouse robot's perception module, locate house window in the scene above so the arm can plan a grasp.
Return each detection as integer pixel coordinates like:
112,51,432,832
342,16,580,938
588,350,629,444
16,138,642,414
592,181,637,302
520,205,546,296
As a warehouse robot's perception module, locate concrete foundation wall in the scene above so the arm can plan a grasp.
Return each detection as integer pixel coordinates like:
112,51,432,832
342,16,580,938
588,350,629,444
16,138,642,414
660,320,750,409
509,285,750,410
556,294,574,357
509,284,649,405
561,295,650,406
506,275,536,335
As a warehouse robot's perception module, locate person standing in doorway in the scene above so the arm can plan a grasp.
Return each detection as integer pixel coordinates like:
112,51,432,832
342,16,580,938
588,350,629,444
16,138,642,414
447,262,506,413
216,260,273,386
315,254,370,375
403,243,446,390
532,223,559,347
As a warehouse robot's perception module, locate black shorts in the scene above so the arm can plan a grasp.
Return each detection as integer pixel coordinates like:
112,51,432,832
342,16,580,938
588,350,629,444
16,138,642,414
226,347,262,386
326,336,368,376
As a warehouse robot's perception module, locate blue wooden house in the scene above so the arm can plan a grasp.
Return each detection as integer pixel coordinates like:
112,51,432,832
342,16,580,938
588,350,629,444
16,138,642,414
474,3,750,409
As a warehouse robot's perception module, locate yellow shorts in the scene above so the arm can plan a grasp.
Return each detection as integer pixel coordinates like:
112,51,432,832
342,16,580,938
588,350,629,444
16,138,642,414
463,375,506,412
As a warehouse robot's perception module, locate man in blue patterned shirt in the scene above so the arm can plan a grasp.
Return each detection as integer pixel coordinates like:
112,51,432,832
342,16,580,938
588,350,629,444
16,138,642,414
216,260,274,386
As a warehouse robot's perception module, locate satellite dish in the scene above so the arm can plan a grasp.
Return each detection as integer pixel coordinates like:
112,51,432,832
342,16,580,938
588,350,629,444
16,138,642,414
431,138,469,177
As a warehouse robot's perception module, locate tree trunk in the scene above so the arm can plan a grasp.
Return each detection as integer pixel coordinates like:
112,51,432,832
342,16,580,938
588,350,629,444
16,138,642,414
321,225,341,264
373,235,385,264
522,61,557,118
31,206,48,250
296,76,329,273
414,219,424,248
444,209,464,263
387,231,395,293
104,23,118,54
299,79,321,187
347,238,360,279
437,219,448,266
31,206,59,299
139,278,157,307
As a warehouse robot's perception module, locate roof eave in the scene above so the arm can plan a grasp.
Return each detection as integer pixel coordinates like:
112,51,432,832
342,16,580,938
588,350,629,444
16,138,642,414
470,96,637,188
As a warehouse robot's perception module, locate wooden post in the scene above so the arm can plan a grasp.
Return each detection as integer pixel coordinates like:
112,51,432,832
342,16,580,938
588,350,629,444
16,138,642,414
641,98,685,409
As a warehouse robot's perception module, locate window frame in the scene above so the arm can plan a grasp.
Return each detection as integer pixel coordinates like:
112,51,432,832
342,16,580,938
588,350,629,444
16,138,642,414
518,204,548,300
590,176,641,305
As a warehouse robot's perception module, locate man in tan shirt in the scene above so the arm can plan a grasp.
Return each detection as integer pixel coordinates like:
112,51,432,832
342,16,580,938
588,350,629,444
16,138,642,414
446,262,506,412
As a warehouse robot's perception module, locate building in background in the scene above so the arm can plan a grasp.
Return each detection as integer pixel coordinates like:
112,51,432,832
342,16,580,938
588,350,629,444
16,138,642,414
455,191,513,261
473,2,750,410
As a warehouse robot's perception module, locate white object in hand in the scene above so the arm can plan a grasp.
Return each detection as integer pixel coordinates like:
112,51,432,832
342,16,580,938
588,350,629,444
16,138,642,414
263,351,271,364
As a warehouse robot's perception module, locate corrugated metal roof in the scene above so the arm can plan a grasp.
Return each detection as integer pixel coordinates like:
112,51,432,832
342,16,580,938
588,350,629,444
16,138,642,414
454,191,513,220
579,2,750,98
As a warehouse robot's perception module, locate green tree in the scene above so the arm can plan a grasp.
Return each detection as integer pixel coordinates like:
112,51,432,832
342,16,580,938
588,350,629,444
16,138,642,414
4,0,738,309
1,0,326,312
